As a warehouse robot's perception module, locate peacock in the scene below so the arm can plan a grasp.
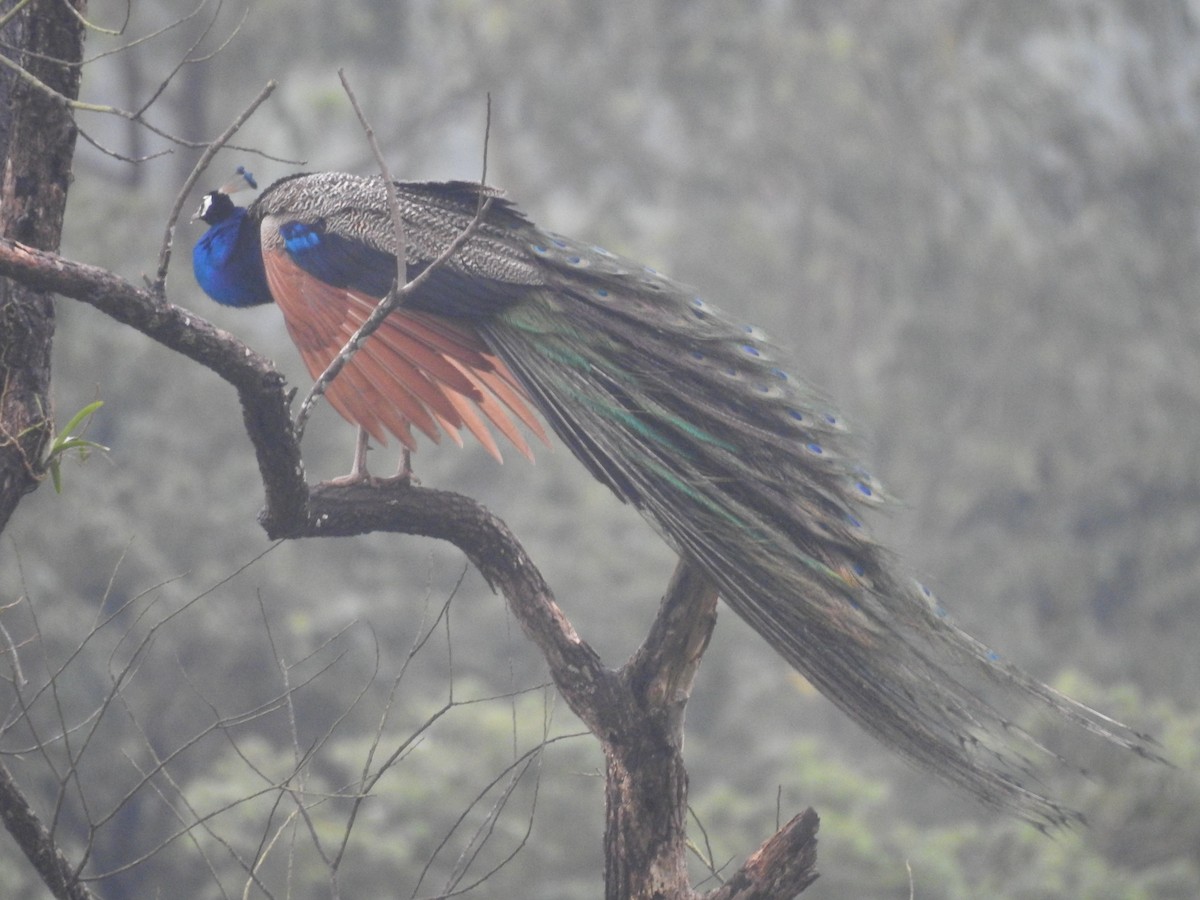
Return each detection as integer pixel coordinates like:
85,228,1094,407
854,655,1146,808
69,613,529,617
193,170,1159,826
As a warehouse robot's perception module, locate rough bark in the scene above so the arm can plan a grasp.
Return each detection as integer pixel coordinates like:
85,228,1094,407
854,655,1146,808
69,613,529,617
0,4,98,899
0,0,84,530
604,562,716,899
0,765,98,900
708,810,820,899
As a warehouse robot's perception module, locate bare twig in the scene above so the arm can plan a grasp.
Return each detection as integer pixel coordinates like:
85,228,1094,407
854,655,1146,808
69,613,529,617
76,124,171,164
0,600,27,688
0,48,221,147
0,0,34,31
337,70,408,292
292,82,497,444
687,806,724,887
439,686,553,898
329,576,460,873
256,593,336,884
442,752,541,897
242,808,301,900
292,192,494,440
58,0,122,36
478,93,491,203
80,1,202,65
153,79,279,295
131,1,248,119
413,734,583,900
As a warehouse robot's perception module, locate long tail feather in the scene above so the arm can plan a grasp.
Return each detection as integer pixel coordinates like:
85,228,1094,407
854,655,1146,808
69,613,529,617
481,229,1162,826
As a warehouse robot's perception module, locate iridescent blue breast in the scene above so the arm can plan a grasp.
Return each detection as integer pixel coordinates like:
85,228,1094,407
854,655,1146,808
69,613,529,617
192,208,273,307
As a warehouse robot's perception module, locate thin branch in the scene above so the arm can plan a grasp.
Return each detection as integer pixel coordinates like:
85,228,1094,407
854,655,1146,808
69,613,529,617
0,47,174,126
0,0,34,31
329,580,459,871
131,1,246,118
0,603,27,688
688,806,724,888
293,194,495,441
413,734,582,899
242,808,300,900
441,753,540,897
479,94,491,192
0,21,295,169
292,83,496,443
58,0,123,36
338,69,407,295
0,763,100,900
153,79,279,295
80,1,202,65
76,123,171,164
439,688,553,898
257,592,335,877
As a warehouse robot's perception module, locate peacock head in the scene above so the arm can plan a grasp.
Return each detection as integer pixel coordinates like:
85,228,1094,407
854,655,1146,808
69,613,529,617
194,190,236,224
193,166,259,224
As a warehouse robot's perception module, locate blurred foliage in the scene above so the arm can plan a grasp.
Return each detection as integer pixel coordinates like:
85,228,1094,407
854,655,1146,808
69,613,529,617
2,0,1199,896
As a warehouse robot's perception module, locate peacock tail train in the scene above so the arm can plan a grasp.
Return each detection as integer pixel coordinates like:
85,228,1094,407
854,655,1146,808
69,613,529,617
193,171,1160,826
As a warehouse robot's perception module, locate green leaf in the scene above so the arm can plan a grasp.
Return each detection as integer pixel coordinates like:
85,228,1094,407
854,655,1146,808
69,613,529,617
45,400,109,493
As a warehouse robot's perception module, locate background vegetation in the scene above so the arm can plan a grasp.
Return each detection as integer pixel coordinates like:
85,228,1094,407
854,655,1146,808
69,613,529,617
2,1,1199,896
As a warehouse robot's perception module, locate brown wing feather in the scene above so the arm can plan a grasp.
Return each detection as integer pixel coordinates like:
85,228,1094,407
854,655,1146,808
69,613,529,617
261,244,546,461
387,310,551,448
262,245,451,446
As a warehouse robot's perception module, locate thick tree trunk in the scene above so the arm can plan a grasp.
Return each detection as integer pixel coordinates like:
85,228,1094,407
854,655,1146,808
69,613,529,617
603,562,715,899
0,4,95,900
604,724,693,898
600,561,819,899
0,0,85,531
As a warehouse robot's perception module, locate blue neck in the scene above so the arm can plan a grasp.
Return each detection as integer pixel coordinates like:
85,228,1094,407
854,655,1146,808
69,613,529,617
193,208,273,307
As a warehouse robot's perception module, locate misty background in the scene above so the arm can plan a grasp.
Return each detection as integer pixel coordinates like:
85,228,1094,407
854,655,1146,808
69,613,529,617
2,2,1198,897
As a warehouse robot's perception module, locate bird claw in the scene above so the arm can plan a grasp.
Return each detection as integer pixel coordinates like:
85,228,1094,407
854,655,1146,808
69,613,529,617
376,448,418,487
371,467,419,489
323,446,417,489
323,469,374,488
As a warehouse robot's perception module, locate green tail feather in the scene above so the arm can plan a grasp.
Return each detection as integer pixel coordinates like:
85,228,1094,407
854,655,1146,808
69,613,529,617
479,226,1162,826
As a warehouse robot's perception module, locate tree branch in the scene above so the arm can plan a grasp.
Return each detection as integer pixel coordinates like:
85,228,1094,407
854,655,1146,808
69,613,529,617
153,79,279,295
0,235,619,730
706,809,820,900
0,237,308,524
0,225,820,897
626,558,719,730
0,764,100,900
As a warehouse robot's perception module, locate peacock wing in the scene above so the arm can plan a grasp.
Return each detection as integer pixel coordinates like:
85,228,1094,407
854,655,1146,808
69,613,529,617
258,213,546,460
